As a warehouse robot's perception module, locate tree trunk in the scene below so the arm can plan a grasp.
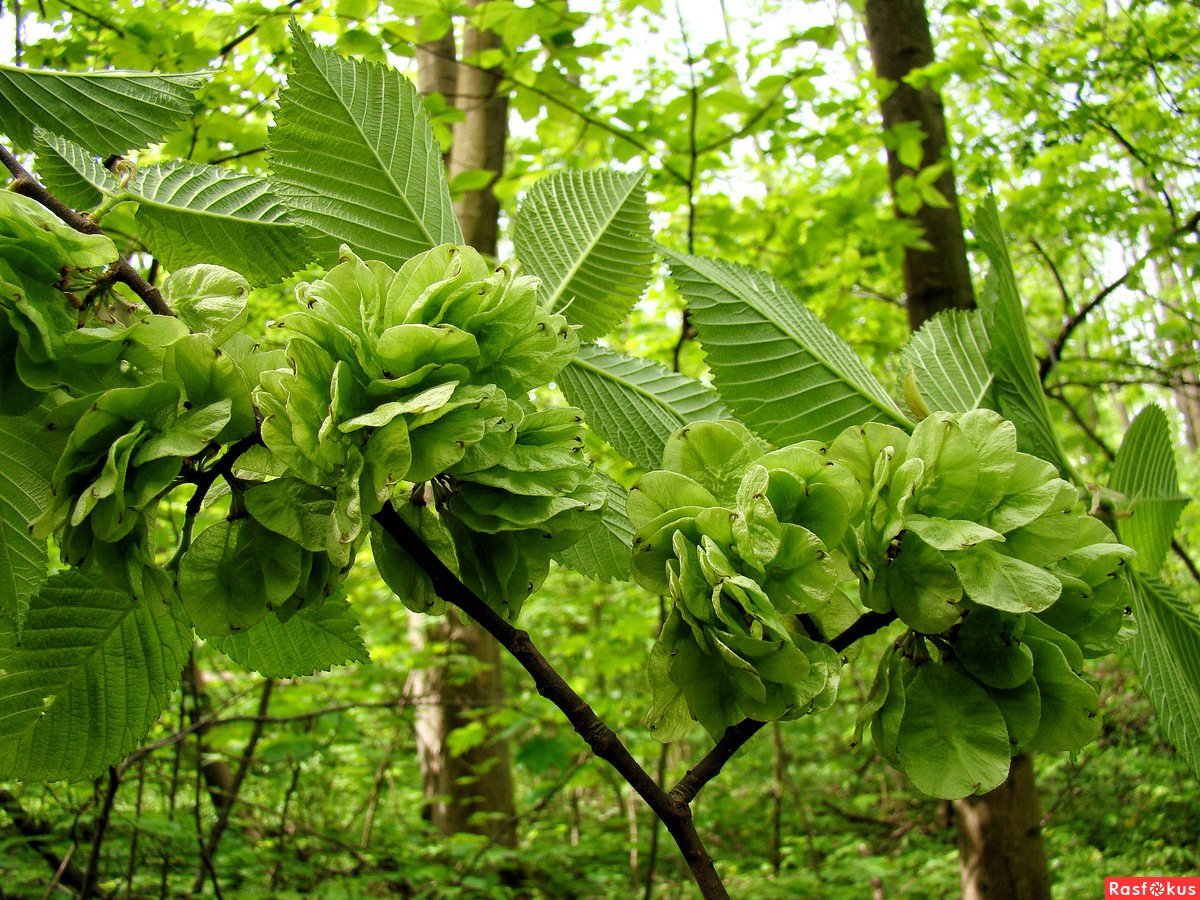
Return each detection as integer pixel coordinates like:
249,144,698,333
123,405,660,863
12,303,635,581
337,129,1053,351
449,4,509,253
955,754,1052,900
862,3,1051,897
407,8,518,850
863,0,976,331
406,611,516,846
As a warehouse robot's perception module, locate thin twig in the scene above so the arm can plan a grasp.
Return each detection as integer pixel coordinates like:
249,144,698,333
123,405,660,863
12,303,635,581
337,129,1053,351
0,789,109,899
191,680,275,894
0,144,171,315
80,768,121,900
670,719,766,806
1040,211,1200,383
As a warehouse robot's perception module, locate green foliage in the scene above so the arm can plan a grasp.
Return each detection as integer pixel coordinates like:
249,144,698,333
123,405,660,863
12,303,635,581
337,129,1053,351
663,247,912,444
213,596,369,678
255,243,603,618
35,133,310,285
0,28,610,778
973,200,1074,479
897,664,1010,797
32,127,119,209
1110,405,1198,780
0,62,205,154
0,570,192,781
631,420,849,739
269,21,462,266
632,406,1135,796
513,168,654,341
0,14,1196,893
0,415,57,630
1110,405,1189,573
558,342,728,470
900,308,992,416
1131,573,1200,783
132,161,311,287
553,470,634,582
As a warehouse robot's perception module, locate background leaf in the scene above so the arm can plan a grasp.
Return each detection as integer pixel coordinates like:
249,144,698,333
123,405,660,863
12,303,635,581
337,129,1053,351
1109,404,1189,573
213,597,369,679
0,571,192,781
553,471,633,582
269,22,461,266
0,415,57,632
133,161,311,287
973,200,1073,478
514,169,654,341
664,248,910,444
558,343,728,470
899,308,993,415
1131,572,1200,780
0,63,204,154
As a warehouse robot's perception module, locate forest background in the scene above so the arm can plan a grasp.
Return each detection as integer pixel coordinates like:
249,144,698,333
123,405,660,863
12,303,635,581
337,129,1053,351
0,0,1198,897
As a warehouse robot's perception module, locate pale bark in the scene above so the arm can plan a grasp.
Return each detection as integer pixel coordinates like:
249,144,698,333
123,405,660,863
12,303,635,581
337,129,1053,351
407,612,516,846
449,5,509,253
408,6,518,849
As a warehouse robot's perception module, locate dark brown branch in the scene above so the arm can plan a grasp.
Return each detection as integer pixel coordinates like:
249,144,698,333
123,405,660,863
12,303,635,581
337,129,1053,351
830,610,898,653
669,608,900,806
372,503,730,900
670,719,766,806
0,143,171,316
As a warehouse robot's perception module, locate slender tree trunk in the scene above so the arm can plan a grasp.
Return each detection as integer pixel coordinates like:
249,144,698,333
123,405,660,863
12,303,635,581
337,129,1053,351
449,4,509,253
407,612,516,846
955,755,1052,900
408,9,518,850
862,3,1051,897
863,0,975,331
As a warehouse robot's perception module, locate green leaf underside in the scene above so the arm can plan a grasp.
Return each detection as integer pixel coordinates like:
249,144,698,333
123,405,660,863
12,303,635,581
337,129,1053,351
1132,572,1200,780
32,132,310,285
269,22,461,266
900,308,993,414
553,471,633,581
0,571,192,781
973,201,1072,477
1110,405,1188,574
0,64,205,154
663,248,910,444
558,343,728,470
213,597,369,679
0,416,56,630
514,169,654,342
33,127,121,210
134,160,311,287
